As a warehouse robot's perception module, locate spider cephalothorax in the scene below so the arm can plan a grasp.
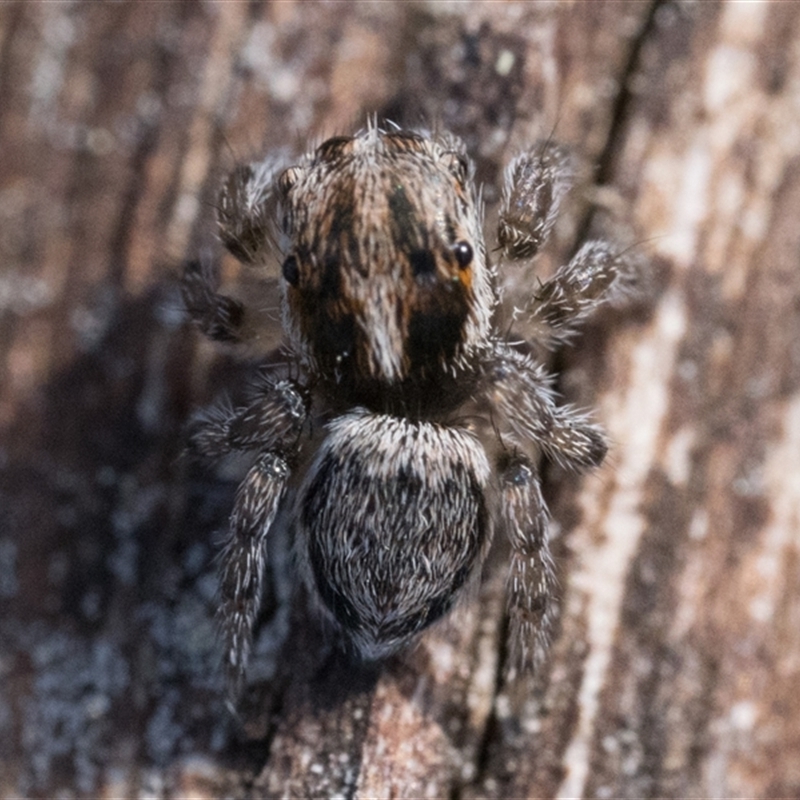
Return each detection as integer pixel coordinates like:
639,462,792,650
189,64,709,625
278,128,494,414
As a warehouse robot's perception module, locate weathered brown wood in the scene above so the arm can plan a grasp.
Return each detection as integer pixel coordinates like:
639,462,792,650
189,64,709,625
1,1,799,797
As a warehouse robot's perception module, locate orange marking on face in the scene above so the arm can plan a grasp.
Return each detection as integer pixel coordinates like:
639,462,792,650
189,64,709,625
457,265,473,292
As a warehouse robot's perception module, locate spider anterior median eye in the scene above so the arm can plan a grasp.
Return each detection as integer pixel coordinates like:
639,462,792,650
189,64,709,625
282,255,300,285
453,241,473,269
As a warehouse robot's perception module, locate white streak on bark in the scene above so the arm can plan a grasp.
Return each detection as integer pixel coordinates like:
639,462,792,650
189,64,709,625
557,289,686,799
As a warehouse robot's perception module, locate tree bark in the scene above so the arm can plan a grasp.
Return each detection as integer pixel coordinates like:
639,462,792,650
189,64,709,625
1,1,799,797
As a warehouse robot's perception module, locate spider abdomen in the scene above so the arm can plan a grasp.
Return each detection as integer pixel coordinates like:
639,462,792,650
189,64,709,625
296,410,491,659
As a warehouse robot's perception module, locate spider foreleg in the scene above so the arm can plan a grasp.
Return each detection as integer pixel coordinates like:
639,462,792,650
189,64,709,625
498,141,574,260
181,255,245,344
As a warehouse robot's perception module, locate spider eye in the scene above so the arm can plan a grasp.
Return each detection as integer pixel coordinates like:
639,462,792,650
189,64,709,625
282,254,300,285
453,241,473,269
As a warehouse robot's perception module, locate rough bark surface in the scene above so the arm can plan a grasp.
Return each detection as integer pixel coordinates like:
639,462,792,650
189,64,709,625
1,1,799,797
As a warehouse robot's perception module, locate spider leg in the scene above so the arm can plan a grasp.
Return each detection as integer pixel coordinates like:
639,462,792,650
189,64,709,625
190,377,308,698
498,141,574,260
188,377,308,458
488,344,606,673
182,151,289,345
499,452,555,672
489,344,607,472
217,153,287,266
527,240,637,347
218,451,289,700
181,255,245,344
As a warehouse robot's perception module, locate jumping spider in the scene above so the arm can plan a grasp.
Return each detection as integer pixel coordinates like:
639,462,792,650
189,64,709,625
182,121,636,696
